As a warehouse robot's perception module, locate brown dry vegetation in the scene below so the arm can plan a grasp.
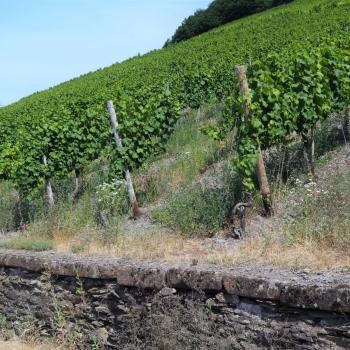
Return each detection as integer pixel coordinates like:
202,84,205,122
0,341,62,350
51,145,350,271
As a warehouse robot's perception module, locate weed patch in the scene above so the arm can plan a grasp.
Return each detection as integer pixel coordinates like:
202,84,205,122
0,236,54,251
284,172,350,247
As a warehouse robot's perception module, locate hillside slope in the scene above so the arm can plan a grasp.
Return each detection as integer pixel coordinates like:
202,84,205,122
0,0,349,250
0,0,349,198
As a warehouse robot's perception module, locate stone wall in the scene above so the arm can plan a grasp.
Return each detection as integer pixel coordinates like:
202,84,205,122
0,249,349,349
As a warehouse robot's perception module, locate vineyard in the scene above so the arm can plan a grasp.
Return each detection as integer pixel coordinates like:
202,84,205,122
0,0,349,235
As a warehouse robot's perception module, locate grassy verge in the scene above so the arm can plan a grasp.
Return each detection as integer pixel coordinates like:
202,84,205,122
0,236,54,251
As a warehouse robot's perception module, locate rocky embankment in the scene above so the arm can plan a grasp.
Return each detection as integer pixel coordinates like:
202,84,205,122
0,249,349,349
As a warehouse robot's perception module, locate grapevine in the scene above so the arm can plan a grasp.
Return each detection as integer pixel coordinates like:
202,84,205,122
0,0,348,199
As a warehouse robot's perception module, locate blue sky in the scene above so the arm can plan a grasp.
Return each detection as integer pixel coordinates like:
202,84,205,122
0,0,210,106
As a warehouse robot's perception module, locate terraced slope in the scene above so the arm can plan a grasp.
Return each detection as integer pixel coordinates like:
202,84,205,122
0,0,349,196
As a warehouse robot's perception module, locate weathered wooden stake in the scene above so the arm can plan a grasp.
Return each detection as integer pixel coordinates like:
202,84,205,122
106,100,143,219
15,191,26,231
43,155,55,207
310,127,315,176
235,65,272,216
347,107,350,140
72,169,82,205
197,106,201,121
302,130,315,177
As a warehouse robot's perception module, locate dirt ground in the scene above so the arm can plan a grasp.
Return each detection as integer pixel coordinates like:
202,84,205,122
0,341,59,350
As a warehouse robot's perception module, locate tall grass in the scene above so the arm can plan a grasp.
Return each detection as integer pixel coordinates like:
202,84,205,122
0,182,17,233
152,164,242,236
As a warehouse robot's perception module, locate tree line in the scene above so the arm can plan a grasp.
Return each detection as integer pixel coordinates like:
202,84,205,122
165,0,293,46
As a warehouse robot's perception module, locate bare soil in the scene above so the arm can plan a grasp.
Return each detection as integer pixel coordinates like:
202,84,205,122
0,341,59,350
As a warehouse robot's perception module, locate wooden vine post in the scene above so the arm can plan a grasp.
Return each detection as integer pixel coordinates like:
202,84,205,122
15,191,26,231
301,129,316,176
235,65,272,216
71,169,82,205
43,155,55,207
347,107,350,141
106,100,143,219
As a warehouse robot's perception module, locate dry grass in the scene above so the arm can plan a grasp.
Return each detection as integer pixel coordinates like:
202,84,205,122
55,230,187,260
50,226,350,271
3,207,350,271
215,236,350,270
0,341,63,350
